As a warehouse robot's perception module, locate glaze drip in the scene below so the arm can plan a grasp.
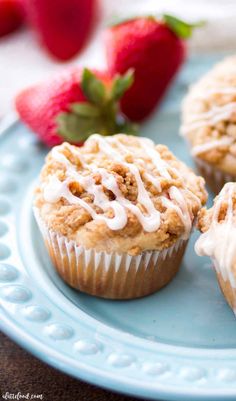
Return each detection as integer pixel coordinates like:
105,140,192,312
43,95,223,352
189,85,236,100
195,182,236,288
181,102,236,137
43,134,194,235
191,136,234,156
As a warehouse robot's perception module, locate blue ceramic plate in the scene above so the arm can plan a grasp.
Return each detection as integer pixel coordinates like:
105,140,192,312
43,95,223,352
1,54,236,401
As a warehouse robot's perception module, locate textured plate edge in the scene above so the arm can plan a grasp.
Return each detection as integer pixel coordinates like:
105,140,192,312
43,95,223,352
1,119,236,400
1,314,236,401
22,183,236,359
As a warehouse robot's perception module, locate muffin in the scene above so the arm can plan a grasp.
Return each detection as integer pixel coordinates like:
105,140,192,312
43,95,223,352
196,182,236,312
181,55,236,194
34,133,207,299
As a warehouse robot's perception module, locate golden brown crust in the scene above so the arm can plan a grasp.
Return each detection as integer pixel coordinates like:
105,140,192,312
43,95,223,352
197,183,236,233
35,134,207,254
182,56,236,174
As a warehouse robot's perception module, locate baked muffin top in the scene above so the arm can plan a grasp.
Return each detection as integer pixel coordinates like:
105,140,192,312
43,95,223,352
196,182,236,286
34,134,207,255
181,56,236,174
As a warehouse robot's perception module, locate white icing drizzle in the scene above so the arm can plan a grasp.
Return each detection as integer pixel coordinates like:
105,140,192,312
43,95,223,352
191,136,234,156
195,183,236,288
43,134,195,235
181,102,236,136
190,86,236,100
140,137,171,179
169,186,192,238
144,172,162,192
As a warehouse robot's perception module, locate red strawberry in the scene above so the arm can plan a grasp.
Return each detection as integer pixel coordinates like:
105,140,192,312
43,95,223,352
15,67,137,147
0,0,24,38
105,15,199,121
24,0,99,61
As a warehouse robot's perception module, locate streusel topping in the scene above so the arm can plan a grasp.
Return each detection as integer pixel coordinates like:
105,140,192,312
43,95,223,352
181,56,236,173
196,183,236,287
35,134,206,254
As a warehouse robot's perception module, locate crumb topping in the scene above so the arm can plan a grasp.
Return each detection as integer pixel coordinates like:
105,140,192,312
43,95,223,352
198,182,236,233
181,56,236,173
196,183,236,288
35,134,207,254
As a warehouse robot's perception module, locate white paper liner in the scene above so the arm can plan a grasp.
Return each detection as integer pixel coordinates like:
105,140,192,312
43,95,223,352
34,208,188,299
194,157,236,194
213,263,236,314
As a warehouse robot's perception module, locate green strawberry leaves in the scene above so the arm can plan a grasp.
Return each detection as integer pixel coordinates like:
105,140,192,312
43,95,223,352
57,68,137,143
81,68,106,105
57,113,98,142
109,14,204,40
111,69,134,100
163,14,205,39
71,102,100,117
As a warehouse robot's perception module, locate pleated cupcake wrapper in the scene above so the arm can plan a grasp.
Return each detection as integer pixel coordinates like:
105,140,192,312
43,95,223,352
194,157,236,194
213,261,236,314
34,208,187,299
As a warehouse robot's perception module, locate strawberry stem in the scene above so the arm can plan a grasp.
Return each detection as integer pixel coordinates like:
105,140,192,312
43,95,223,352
56,68,138,143
163,14,205,39
108,14,205,40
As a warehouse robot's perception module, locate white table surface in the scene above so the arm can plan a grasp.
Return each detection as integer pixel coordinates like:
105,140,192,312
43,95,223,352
1,0,236,118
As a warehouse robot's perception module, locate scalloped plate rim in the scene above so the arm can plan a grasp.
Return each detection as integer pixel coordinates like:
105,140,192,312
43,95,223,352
1,315,236,401
1,107,236,400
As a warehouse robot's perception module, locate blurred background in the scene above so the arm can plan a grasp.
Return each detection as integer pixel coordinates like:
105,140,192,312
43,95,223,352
1,0,236,117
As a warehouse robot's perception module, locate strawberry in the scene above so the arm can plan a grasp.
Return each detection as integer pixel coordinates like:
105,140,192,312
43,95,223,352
0,0,24,38
105,15,200,121
15,67,137,147
23,0,99,61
